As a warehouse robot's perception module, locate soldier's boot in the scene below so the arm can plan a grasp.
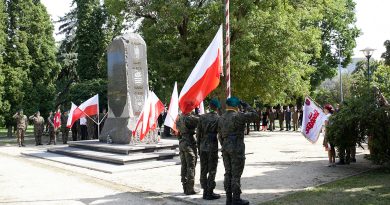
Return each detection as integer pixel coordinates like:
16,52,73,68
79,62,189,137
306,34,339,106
185,181,199,195
182,183,187,195
226,192,232,205
21,137,25,147
203,189,208,199
232,193,249,205
205,189,221,200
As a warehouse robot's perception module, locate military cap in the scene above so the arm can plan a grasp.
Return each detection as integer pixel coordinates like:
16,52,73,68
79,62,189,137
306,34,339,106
226,97,240,107
210,98,221,109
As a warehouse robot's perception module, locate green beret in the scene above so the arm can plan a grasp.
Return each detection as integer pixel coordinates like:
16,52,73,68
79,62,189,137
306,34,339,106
210,98,221,109
226,97,240,107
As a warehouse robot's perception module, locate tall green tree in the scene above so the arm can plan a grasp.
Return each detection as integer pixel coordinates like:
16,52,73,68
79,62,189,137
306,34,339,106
381,40,390,66
1,0,59,128
0,1,7,125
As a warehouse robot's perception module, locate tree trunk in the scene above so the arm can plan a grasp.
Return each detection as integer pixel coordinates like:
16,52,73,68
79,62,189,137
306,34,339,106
7,126,13,138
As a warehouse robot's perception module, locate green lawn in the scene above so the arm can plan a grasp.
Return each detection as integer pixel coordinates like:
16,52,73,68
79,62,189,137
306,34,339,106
0,126,34,137
261,168,390,205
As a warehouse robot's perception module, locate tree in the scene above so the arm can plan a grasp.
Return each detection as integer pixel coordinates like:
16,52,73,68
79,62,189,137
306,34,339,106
313,73,354,106
0,1,7,125
381,40,390,66
1,0,59,130
105,0,359,105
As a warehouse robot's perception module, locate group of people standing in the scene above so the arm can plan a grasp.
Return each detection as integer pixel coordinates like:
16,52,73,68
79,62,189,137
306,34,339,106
176,97,257,205
251,106,303,133
12,108,107,147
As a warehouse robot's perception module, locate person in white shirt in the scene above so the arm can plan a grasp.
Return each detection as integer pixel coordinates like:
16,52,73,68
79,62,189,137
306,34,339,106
322,104,335,167
80,117,88,140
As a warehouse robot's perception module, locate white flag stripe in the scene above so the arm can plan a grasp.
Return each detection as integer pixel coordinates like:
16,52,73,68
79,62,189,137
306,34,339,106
164,82,179,129
301,97,327,143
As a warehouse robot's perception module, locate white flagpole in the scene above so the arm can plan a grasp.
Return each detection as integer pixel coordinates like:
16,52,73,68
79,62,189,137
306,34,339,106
97,94,100,139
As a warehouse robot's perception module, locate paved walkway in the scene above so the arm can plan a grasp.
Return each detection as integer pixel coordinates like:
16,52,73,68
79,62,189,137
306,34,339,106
0,131,377,205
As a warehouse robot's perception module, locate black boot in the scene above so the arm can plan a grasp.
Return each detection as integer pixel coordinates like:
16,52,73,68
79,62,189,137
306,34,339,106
203,189,208,199
205,189,221,200
336,160,345,165
232,193,249,205
182,183,187,195
226,192,232,205
185,181,198,195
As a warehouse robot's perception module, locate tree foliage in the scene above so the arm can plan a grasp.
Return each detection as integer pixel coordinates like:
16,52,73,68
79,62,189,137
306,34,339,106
0,1,6,124
382,40,390,66
0,0,59,126
106,0,359,105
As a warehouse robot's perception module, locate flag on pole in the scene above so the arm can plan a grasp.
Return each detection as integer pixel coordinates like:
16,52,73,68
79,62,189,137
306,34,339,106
78,94,99,116
164,82,179,132
179,26,223,114
53,111,61,129
301,97,327,143
133,91,165,141
67,103,83,128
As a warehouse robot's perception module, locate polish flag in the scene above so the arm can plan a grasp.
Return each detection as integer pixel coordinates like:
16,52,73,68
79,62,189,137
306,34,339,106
179,26,223,114
54,111,61,129
164,82,179,132
66,103,83,128
133,92,165,141
78,94,99,117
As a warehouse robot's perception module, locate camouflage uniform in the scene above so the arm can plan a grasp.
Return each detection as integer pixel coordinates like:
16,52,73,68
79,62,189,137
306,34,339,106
47,115,56,145
196,111,220,200
61,114,69,144
29,114,45,145
292,109,299,131
176,113,199,195
13,113,28,147
218,100,257,205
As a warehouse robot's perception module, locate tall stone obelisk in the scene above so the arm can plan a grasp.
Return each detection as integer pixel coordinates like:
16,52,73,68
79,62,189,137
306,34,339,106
99,33,149,144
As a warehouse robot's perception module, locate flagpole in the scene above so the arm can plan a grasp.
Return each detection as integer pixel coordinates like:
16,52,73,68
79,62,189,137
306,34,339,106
225,0,231,99
97,95,100,139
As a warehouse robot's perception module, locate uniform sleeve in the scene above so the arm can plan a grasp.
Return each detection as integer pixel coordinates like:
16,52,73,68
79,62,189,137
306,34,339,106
239,106,258,123
217,118,223,146
196,117,202,151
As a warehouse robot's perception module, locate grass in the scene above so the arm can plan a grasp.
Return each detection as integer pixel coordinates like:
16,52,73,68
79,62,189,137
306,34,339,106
0,126,34,138
261,168,390,205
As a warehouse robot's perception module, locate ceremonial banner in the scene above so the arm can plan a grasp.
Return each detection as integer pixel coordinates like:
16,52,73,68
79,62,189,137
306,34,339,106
179,26,223,114
301,97,327,143
53,111,61,129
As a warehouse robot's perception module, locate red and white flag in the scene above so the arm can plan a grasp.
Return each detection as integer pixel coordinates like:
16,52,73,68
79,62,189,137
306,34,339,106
198,101,205,115
179,26,223,114
164,82,179,132
78,94,99,117
54,111,61,129
66,103,83,128
133,91,165,141
301,97,327,143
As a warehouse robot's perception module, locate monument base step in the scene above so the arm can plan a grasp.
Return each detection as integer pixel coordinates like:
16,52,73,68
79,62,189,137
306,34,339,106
67,139,179,155
47,147,178,165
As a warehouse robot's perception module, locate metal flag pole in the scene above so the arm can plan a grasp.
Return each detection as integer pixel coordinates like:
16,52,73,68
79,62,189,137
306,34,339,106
97,95,100,139
225,0,231,99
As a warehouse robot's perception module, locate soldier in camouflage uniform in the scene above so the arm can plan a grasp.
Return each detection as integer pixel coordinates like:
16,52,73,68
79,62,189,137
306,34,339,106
268,107,276,131
61,111,69,144
196,99,221,200
29,111,45,146
176,111,200,195
278,107,285,131
47,111,56,145
218,97,257,205
13,109,28,147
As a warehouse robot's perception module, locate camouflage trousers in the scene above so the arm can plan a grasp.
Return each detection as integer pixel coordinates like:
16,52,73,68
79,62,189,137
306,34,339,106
48,130,57,145
16,128,25,146
222,138,246,195
279,120,284,130
62,127,70,144
179,141,197,191
34,130,43,145
292,120,298,131
199,149,218,190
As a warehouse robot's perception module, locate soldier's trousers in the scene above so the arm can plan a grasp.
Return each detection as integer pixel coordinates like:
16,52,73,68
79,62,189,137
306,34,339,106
279,120,284,130
16,128,25,146
48,130,56,144
62,128,69,144
200,150,218,190
269,120,275,131
179,141,197,190
222,139,245,195
286,120,291,130
34,131,42,145
292,120,298,131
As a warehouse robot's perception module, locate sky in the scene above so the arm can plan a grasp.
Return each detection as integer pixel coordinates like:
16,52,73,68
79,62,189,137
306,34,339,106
42,0,390,60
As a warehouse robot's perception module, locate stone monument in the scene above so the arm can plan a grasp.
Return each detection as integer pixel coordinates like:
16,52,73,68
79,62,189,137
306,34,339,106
99,33,149,144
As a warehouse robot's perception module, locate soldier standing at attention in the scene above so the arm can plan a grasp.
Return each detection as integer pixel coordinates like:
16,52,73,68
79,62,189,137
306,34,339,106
292,106,299,131
218,97,257,205
29,111,45,146
176,110,200,195
47,111,56,145
13,109,28,147
196,99,221,200
278,107,285,131
61,111,69,144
